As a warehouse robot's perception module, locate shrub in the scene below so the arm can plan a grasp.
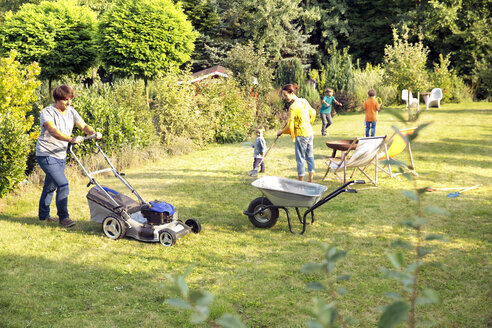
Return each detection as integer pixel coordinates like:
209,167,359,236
223,41,273,95
0,51,40,197
72,80,158,157
430,54,471,103
197,79,256,143
153,72,257,146
153,73,216,149
322,44,354,94
383,27,430,95
353,63,398,109
275,58,320,108
0,111,30,197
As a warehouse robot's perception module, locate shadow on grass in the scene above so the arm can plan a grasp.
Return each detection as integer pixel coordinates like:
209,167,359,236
0,214,102,236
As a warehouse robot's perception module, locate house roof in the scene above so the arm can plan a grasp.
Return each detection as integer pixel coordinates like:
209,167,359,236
189,65,231,83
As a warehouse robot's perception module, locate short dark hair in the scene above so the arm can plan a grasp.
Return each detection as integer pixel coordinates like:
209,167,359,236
282,84,299,94
53,85,75,101
368,89,376,97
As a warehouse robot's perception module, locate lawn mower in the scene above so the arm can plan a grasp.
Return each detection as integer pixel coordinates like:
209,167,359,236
70,136,201,246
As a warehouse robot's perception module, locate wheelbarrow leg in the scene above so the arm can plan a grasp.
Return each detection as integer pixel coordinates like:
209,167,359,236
295,208,303,224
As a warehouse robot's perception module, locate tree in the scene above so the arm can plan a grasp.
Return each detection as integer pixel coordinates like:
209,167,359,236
404,0,491,99
99,0,197,103
0,0,98,97
305,0,350,66
183,0,317,69
383,28,430,118
345,0,414,66
223,41,273,94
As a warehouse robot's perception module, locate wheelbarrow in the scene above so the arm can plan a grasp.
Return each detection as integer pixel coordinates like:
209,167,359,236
243,176,365,234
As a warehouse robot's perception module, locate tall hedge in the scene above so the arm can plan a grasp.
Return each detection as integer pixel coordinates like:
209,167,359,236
0,51,41,197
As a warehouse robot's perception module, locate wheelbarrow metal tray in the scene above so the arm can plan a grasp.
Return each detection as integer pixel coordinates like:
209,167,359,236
251,176,328,208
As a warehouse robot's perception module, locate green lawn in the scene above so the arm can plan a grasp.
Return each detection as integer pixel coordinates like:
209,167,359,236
0,102,490,327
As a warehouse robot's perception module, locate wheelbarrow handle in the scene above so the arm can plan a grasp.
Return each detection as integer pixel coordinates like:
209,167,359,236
307,180,361,213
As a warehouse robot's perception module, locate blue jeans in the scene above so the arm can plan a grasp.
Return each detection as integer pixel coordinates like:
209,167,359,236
295,136,315,177
365,121,376,137
37,156,69,220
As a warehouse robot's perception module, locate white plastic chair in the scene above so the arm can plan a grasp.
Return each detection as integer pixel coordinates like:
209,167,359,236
427,88,442,108
401,89,418,108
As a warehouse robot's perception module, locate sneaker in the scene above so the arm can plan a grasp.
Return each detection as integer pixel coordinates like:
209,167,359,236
40,216,57,223
59,218,75,227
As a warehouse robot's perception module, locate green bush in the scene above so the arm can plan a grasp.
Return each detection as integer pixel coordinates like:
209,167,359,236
71,80,158,157
383,27,430,95
430,54,471,103
196,79,256,143
0,111,31,197
153,73,256,147
354,63,398,109
153,73,216,149
0,51,40,197
275,58,320,108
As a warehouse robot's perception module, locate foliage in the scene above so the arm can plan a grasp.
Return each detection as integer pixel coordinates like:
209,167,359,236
353,63,398,109
307,0,350,65
180,0,219,33
301,242,352,328
184,0,317,69
429,54,470,103
153,74,256,148
165,266,246,327
223,41,273,95
0,111,31,197
99,0,197,83
71,80,158,157
152,73,216,149
319,45,355,111
0,0,98,88
0,51,40,197
275,58,320,107
344,0,413,66
404,0,491,100
322,45,354,94
300,123,449,328
378,123,447,328
197,79,256,143
383,27,430,95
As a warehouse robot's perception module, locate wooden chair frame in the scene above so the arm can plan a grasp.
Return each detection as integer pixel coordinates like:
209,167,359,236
323,136,386,186
377,127,418,178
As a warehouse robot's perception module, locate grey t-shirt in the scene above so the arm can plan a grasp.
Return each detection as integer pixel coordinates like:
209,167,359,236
35,105,82,159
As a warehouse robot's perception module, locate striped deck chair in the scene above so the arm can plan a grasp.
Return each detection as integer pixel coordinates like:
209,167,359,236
323,136,386,186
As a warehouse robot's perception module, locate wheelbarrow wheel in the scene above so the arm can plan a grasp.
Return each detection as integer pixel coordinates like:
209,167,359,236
102,216,127,240
247,197,279,228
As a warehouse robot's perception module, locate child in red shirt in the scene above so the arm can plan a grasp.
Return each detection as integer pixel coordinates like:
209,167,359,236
363,89,381,137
